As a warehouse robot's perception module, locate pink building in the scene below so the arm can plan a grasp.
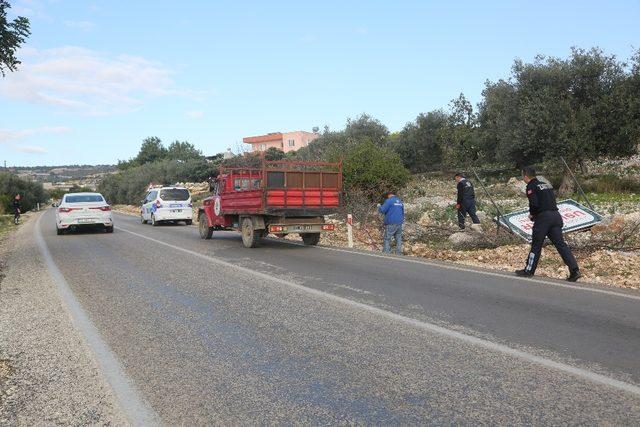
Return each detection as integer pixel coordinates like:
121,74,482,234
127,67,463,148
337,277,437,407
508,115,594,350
243,131,319,153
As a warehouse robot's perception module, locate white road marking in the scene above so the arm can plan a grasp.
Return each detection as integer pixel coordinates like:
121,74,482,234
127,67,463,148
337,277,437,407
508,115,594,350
116,224,640,397
115,214,640,301
36,215,160,426
305,242,640,301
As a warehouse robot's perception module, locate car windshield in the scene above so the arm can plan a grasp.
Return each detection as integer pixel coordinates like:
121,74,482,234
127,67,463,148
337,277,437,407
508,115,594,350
160,188,190,201
65,195,104,203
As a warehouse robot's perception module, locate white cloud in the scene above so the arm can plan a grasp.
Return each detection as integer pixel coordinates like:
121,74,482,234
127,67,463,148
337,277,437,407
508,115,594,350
186,110,204,119
14,145,47,154
64,20,94,30
0,125,71,142
0,46,185,115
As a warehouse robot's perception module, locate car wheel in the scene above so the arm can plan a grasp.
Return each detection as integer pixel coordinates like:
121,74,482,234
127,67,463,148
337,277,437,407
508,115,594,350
56,227,64,235
141,215,147,224
151,214,158,226
302,233,321,246
241,217,263,248
105,226,114,233
185,219,193,226
199,215,213,239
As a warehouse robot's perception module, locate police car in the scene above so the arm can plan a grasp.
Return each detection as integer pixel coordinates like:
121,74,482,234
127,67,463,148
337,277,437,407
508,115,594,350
141,186,193,226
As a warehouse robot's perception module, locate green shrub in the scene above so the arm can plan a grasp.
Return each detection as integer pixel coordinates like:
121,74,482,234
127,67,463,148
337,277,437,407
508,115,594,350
0,173,48,212
343,139,411,199
582,174,640,193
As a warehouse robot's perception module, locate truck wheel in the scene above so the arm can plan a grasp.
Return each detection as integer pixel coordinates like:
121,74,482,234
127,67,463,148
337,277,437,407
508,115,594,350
199,215,213,239
302,233,321,246
241,217,262,248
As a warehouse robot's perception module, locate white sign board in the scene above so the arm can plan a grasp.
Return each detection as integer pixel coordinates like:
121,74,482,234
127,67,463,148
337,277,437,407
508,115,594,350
497,199,602,241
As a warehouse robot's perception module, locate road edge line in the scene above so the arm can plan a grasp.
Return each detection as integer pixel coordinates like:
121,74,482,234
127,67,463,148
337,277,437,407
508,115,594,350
116,224,640,397
36,214,161,426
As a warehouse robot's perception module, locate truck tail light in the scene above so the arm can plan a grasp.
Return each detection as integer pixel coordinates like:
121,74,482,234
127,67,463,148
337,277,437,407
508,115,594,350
270,225,284,233
90,206,111,211
322,224,335,231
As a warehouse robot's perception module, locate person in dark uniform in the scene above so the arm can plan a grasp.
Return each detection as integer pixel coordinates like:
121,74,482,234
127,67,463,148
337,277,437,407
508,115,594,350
13,194,22,225
516,167,581,282
454,173,480,230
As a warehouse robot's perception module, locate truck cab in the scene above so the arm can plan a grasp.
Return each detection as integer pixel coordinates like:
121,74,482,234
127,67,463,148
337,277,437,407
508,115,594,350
198,159,342,247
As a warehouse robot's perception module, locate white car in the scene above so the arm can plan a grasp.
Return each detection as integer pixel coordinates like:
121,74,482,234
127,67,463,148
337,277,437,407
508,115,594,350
141,186,193,226
56,192,113,235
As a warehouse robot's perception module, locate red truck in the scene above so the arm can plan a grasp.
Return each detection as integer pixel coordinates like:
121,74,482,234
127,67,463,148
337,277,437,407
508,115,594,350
197,159,342,247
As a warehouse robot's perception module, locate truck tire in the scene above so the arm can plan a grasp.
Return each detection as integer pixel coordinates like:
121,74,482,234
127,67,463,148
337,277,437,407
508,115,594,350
241,217,263,248
302,233,321,246
199,215,213,239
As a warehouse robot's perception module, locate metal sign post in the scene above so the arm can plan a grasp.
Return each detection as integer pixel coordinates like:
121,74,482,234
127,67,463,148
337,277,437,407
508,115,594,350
346,213,354,248
560,157,595,211
471,167,516,236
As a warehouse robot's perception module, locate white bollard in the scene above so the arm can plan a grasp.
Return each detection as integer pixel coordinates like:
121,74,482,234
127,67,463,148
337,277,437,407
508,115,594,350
37,202,40,211
347,214,353,248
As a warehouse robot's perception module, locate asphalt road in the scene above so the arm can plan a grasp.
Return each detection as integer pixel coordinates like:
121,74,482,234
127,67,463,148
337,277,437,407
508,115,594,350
38,210,640,424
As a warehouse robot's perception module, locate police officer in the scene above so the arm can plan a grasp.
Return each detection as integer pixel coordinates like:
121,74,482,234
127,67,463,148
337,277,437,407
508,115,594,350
516,166,581,282
454,173,480,230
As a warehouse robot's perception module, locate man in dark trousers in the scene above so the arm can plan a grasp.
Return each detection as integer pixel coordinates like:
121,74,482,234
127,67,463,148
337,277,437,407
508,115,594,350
516,166,581,282
13,194,22,225
454,173,480,230
378,191,404,254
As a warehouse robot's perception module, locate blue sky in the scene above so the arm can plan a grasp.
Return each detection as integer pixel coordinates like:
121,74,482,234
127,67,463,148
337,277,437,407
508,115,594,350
1,0,638,166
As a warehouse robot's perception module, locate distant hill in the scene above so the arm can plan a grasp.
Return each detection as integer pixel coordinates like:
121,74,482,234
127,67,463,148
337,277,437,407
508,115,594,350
3,165,117,182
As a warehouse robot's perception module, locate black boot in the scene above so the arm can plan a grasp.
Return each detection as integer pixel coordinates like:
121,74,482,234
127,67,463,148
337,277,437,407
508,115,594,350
567,268,581,282
515,269,534,277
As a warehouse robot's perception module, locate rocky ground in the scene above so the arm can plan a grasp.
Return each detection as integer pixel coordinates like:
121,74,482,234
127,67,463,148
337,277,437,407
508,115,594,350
317,172,640,289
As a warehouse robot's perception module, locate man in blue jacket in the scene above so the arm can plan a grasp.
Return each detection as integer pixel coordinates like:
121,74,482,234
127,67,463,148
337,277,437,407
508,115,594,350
378,191,404,254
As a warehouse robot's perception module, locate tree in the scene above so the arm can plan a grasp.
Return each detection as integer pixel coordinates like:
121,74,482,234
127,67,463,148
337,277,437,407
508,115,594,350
393,110,448,172
441,93,480,169
478,48,636,192
264,147,285,160
345,114,389,146
343,138,410,199
166,140,202,161
135,137,167,165
0,0,30,77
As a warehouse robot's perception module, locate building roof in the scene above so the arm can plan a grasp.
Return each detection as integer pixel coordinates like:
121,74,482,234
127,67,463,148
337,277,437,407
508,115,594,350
243,132,283,144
